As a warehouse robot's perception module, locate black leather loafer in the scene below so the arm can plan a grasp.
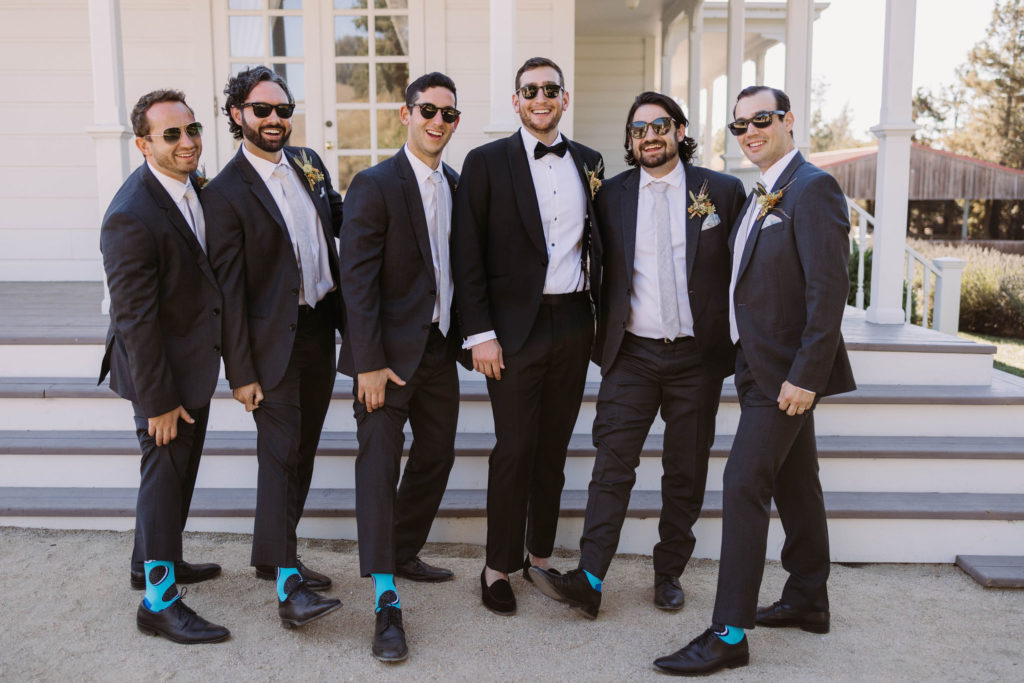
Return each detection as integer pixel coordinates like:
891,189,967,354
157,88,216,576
480,569,516,615
395,557,453,583
372,591,409,662
130,561,221,590
653,628,749,676
529,567,601,619
755,600,830,633
255,558,332,591
279,583,342,628
522,555,562,584
654,573,685,611
137,597,230,644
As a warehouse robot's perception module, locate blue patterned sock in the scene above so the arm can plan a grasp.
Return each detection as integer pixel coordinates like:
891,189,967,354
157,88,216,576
277,566,301,602
715,625,745,644
582,569,603,593
371,574,400,612
143,560,179,612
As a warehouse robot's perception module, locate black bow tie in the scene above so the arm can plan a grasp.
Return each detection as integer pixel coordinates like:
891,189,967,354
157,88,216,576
534,140,567,159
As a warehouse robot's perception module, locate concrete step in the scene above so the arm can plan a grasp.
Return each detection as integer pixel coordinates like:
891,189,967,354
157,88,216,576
2,486,1021,563
3,430,1023,495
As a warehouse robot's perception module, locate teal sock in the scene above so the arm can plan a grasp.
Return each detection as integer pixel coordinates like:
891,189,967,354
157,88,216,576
277,566,301,602
715,625,745,644
142,560,179,612
371,574,400,612
582,569,602,592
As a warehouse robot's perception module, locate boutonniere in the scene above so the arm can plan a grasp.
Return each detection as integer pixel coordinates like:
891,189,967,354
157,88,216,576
195,165,210,189
754,180,793,220
295,150,325,191
583,160,603,199
686,180,716,219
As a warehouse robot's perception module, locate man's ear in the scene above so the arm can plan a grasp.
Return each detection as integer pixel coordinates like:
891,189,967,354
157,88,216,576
230,106,243,128
135,136,149,159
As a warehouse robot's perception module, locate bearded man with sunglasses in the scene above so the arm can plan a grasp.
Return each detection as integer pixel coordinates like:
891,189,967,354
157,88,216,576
452,56,603,616
529,91,745,620
203,66,344,629
654,85,854,676
100,89,228,643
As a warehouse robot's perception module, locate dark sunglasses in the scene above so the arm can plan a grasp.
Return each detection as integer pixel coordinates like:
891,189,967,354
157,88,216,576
144,122,203,144
240,102,296,119
727,110,787,136
411,102,460,123
517,83,563,99
627,117,674,139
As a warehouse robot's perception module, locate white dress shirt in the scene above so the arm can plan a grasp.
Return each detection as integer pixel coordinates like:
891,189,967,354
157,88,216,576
242,145,335,306
629,163,695,340
147,161,203,247
403,145,452,325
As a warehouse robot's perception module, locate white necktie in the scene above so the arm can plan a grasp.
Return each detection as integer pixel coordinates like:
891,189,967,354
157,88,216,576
272,165,324,307
427,170,452,337
651,182,679,341
183,185,206,253
729,191,760,342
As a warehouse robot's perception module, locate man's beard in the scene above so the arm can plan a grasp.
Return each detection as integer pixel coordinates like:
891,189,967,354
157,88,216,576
638,141,678,169
519,107,561,135
241,115,290,153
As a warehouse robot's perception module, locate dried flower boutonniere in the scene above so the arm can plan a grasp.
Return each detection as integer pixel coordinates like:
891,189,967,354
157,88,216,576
584,159,604,199
295,150,326,191
686,180,716,219
754,180,793,220
195,165,210,189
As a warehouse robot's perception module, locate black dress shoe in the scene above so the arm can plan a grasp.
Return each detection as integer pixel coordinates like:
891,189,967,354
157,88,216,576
278,581,342,629
395,557,453,583
372,591,409,662
654,573,685,611
480,569,516,615
653,627,749,676
137,597,230,644
130,561,222,590
522,555,561,584
755,600,830,633
529,567,601,619
255,557,332,591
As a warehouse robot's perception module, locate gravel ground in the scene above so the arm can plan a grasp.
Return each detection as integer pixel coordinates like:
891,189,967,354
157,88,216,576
1,526,1021,681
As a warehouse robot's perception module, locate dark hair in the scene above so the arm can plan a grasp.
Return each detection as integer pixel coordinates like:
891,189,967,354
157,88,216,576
222,66,293,140
732,85,791,118
405,71,457,108
515,57,564,90
623,91,698,167
130,89,194,137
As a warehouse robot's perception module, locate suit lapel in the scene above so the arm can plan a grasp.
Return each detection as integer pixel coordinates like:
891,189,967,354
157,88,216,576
736,151,806,282
395,151,436,277
233,148,290,244
506,133,548,257
620,169,640,286
141,164,218,288
683,164,702,281
284,148,332,233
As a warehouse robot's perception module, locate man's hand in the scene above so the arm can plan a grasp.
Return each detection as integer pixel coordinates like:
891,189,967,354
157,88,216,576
778,381,815,416
148,405,194,447
233,381,264,412
472,339,505,380
357,368,406,412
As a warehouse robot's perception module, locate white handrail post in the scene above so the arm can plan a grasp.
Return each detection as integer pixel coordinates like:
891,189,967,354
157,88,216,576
933,258,967,335
856,212,867,309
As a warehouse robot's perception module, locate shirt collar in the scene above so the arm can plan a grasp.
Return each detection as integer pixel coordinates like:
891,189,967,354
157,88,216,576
242,143,290,183
520,127,564,160
403,144,441,185
146,161,190,203
639,160,684,190
759,147,799,192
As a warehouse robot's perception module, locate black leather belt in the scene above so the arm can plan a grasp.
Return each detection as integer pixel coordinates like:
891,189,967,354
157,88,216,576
541,291,589,305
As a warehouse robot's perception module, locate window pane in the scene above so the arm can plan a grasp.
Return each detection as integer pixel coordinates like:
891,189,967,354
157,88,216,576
229,0,262,9
334,0,368,8
375,0,408,8
270,16,303,57
336,63,370,103
289,110,306,148
229,16,264,57
231,62,262,76
272,63,305,101
269,0,302,8
376,63,408,102
376,109,404,149
338,110,370,149
338,155,372,193
334,15,368,56
374,15,408,56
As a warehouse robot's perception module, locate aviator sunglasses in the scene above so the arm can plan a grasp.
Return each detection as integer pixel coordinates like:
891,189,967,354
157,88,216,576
727,110,787,136
628,117,675,139
240,102,296,119
144,122,203,144
411,102,460,123
516,83,564,99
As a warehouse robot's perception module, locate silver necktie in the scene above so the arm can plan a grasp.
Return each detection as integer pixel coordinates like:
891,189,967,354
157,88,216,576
651,182,679,341
183,185,206,253
427,170,452,337
272,165,323,307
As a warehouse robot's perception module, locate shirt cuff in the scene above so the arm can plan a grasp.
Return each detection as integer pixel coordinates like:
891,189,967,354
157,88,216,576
463,330,497,350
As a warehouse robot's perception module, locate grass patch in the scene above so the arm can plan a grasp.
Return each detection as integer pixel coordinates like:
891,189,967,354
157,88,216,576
959,332,1024,378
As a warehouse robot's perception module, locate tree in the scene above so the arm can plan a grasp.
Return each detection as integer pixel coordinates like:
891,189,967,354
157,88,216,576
809,78,869,152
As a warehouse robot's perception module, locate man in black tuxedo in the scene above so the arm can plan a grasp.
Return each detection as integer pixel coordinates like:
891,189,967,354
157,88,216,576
339,72,463,662
529,92,745,619
452,57,603,615
203,67,342,629
100,89,228,644
654,86,856,676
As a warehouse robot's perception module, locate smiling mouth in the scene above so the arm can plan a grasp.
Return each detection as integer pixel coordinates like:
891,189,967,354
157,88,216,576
425,129,444,140
261,126,284,138
746,140,766,151
176,151,197,160
641,142,664,152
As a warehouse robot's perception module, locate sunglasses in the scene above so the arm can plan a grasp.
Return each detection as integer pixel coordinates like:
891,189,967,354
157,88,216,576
240,102,296,119
144,122,203,144
627,117,675,139
517,83,564,99
727,110,787,136
411,102,460,123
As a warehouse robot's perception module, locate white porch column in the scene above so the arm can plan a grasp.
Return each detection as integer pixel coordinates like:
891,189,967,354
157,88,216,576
866,0,919,325
484,0,518,136
686,2,704,139
932,258,967,335
785,0,814,156
722,0,745,171
703,83,714,166
754,49,766,86
86,0,131,313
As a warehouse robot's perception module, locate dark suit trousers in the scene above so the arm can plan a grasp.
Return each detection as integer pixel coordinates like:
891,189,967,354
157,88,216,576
250,304,336,567
712,346,830,628
353,325,459,576
130,403,210,568
579,333,721,579
485,292,594,573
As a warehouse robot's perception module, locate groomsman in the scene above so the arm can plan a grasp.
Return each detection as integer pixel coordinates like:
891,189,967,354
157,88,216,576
452,57,603,615
654,86,855,676
100,89,228,643
339,72,463,662
203,67,343,628
529,92,745,618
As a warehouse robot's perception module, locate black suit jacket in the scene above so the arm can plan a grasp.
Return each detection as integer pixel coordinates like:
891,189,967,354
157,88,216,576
451,132,603,355
731,151,856,398
338,151,463,379
594,163,746,379
203,146,344,391
98,163,223,416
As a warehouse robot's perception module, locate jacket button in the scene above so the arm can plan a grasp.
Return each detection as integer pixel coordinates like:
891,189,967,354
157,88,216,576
214,345,221,352
289,323,297,331
429,290,436,296
213,308,221,316
291,288,299,295
422,323,430,330
621,322,627,329
626,288,631,295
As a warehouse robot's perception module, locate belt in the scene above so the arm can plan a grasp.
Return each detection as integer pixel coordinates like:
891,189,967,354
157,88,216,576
540,291,589,305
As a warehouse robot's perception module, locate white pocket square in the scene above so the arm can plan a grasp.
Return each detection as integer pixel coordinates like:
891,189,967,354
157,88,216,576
319,187,326,198
762,215,782,229
701,214,721,231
